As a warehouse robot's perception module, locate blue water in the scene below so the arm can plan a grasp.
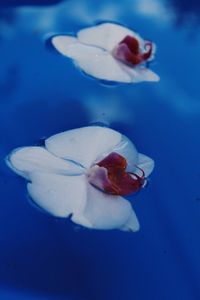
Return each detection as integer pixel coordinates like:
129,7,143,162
0,0,200,299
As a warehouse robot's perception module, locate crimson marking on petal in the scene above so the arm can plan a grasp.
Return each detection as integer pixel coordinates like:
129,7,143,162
113,35,153,66
119,35,140,55
93,152,145,196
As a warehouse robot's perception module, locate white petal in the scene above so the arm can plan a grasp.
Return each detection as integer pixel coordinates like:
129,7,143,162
51,35,79,57
120,210,140,232
27,173,90,226
76,49,131,83
122,64,160,83
138,153,155,177
83,183,137,230
52,27,159,84
77,22,144,52
45,126,122,169
111,135,138,172
51,31,159,84
52,37,131,82
6,147,83,180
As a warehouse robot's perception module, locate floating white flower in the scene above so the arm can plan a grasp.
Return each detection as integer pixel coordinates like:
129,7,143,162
6,126,154,231
51,22,160,83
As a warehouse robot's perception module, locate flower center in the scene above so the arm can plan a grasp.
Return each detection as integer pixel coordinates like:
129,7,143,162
112,35,153,66
87,152,145,196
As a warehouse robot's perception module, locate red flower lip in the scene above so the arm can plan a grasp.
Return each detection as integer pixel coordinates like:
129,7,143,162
88,152,145,196
113,35,153,66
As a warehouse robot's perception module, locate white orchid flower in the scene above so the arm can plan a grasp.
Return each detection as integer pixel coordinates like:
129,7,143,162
51,22,160,84
6,126,154,231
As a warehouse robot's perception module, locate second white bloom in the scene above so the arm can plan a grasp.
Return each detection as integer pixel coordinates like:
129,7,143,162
7,126,154,231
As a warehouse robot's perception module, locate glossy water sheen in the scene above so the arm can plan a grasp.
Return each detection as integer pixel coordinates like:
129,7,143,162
0,0,200,299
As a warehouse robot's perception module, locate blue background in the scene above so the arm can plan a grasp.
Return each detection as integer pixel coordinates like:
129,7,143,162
0,0,200,299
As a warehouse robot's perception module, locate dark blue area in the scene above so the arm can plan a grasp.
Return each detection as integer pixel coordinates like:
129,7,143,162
0,0,63,6
169,0,200,24
0,0,200,299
